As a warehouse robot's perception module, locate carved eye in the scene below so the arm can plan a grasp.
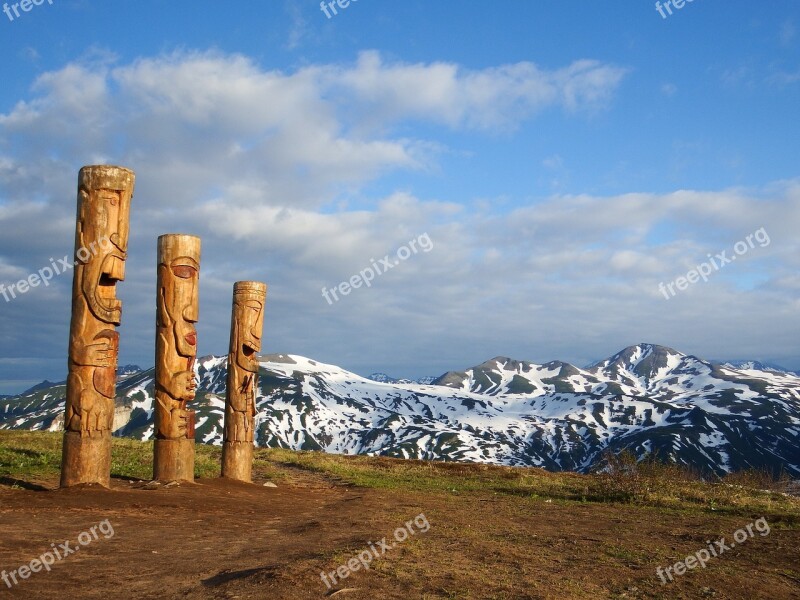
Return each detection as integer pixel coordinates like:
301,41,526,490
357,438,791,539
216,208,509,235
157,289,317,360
173,265,196,279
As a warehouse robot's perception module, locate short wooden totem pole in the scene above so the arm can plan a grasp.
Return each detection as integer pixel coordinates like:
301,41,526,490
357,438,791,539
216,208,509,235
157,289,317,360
60,165,134,488
153,234,201,481
221,281,267,482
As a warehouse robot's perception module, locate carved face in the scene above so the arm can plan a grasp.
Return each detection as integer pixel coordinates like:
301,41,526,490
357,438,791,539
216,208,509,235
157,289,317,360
170,368,197,403
234,297,264,372
78,189,130,325
159,256,199,359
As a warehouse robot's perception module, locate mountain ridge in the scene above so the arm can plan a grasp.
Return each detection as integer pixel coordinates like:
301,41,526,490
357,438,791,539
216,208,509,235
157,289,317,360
1,344,798,477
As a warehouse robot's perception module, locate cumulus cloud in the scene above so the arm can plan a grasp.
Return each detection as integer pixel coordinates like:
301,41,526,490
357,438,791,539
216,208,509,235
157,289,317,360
0,49,796,391
326,52,628,131
0,50,627,214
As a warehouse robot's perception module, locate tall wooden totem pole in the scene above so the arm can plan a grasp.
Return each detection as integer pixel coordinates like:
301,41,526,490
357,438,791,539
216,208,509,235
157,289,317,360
221,281,266,482
153,234,201,481
60,165,134,488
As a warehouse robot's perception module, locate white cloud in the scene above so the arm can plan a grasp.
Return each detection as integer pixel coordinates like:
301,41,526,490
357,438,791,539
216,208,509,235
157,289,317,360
0,48,629,240
327,52,628,131
0,49,797,384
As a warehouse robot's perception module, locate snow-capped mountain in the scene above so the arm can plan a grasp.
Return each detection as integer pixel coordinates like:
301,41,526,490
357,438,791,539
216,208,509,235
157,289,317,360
720,360,798,376
1,344,798,476
117,364,144,379
368,373,438,385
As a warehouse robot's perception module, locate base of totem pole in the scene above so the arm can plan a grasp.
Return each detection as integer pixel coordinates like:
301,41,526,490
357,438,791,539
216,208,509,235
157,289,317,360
153,438,195,482
60,431,112,488
221,441,253,482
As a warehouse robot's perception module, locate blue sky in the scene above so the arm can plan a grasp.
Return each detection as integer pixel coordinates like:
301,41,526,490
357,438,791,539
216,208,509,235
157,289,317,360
0,0,798,393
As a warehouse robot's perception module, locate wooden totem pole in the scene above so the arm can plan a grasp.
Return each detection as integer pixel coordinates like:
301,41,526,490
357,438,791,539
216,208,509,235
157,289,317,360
221,281,266,482
153,234,201,481
60,165,134,488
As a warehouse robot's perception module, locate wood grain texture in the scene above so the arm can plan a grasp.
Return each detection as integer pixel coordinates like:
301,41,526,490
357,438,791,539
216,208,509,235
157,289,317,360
153,234,201,482
221,281,266,482
60,165,134,488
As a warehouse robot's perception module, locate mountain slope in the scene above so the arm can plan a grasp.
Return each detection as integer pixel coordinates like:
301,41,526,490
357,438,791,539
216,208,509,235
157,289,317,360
1,344,798,476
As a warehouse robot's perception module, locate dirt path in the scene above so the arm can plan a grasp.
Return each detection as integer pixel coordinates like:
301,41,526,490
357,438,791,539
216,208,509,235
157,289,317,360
0,473,798,599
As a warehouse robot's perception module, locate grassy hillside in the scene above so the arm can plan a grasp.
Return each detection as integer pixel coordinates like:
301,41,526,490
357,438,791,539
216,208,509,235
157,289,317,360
1,431,799,599
1,430,797,518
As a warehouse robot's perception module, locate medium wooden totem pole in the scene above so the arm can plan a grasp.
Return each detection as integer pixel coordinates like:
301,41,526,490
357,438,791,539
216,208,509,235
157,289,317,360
221,281,266,482
153,234,201,481
60,165,134,488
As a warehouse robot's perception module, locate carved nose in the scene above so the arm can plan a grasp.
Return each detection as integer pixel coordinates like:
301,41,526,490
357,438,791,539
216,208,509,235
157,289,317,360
107,255,126,281
183,304,199,323
109,232,126,252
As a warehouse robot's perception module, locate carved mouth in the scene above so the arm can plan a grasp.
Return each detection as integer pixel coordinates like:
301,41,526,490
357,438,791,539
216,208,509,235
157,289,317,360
96,264,119,303
98,272,116,288
85,254,123,323
184,332,197,346
242,344,256,358
98,249,125,288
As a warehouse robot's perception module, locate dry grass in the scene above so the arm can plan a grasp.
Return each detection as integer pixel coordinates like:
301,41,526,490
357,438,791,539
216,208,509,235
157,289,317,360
1,430,798,520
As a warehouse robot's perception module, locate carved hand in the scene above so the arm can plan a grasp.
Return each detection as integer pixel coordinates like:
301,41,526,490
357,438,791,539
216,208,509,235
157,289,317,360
157,404,191,439
73,340,115,368
171,406,191,437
